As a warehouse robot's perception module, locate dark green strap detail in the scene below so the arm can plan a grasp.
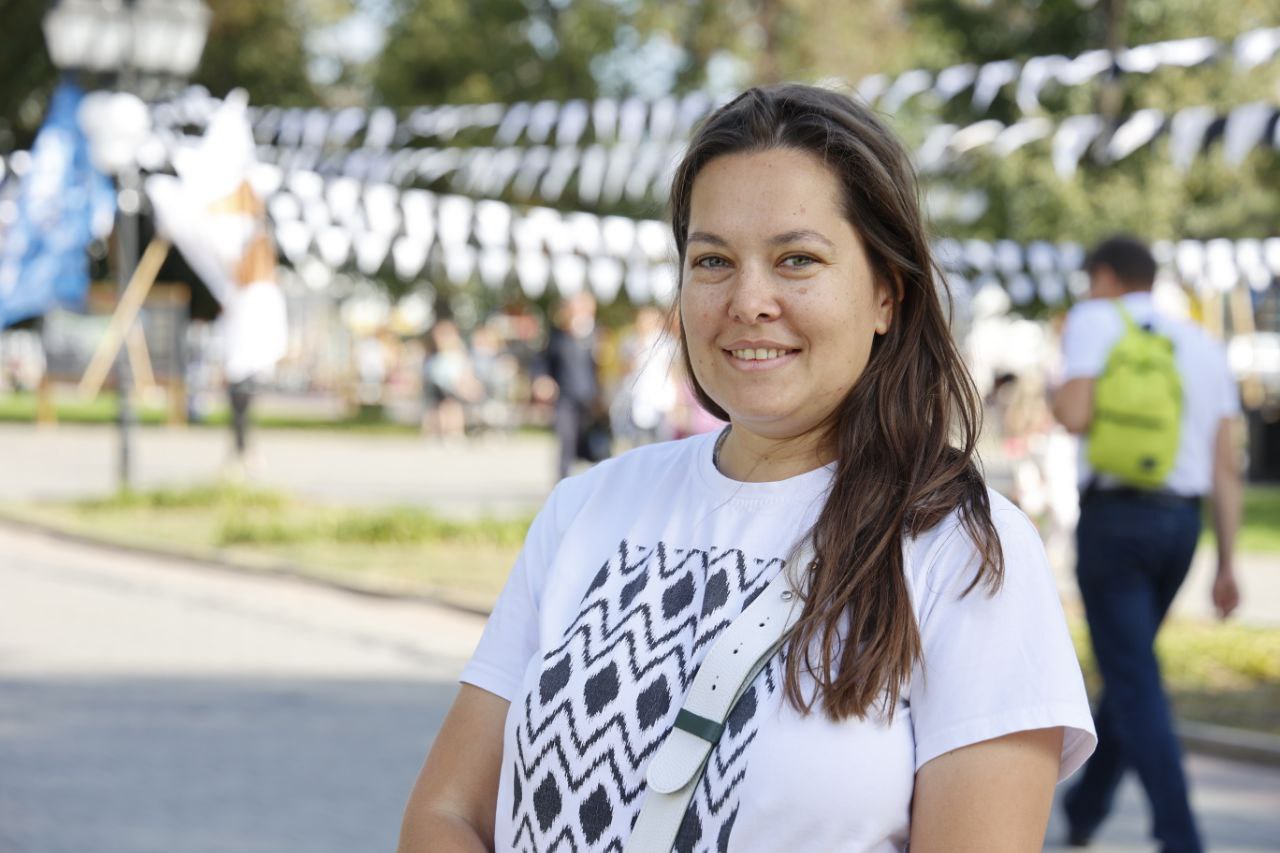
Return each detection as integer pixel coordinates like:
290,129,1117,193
673,709,724,745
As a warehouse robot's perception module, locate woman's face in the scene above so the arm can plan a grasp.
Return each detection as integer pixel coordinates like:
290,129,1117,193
680,147,894,443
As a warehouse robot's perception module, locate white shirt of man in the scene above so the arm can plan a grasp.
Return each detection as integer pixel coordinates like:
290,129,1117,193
1060,290,1240,496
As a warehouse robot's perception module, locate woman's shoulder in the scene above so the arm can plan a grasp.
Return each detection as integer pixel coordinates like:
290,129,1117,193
905,489,1047,604
546,434,714,511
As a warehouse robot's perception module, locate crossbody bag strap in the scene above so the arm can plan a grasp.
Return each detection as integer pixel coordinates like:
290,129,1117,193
623,541,814,853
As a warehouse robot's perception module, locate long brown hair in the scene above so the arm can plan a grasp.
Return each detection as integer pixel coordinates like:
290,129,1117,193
670,84,1003,721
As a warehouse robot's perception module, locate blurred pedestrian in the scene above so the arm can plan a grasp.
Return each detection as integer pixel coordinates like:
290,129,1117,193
469,321,519,435
1051,235,1243,852
611,305,678,447
421,319,484,442
540,292,603,478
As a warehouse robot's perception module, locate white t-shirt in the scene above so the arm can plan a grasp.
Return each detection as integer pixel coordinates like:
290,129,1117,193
461,432,1096,852
1060,292,1239,495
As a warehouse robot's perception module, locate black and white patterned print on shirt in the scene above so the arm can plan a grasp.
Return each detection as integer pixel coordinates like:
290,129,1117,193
509,539,788,853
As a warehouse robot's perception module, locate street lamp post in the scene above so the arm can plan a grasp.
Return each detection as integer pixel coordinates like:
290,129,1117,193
42,0,210,491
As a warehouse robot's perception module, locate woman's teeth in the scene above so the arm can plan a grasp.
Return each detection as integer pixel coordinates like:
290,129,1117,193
730,348,790,361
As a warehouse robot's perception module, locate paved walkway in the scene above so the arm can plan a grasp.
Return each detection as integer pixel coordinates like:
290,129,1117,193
3,524,1277,853
3,423,1277,627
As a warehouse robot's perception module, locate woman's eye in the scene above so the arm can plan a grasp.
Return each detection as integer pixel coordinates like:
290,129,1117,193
693,256,729,270
781,255,817,269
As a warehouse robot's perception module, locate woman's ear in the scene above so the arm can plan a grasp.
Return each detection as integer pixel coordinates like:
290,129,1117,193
874,275,901,335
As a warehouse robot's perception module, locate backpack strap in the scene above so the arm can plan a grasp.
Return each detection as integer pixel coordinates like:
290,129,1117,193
623,540,813,852
1112,299,1137,332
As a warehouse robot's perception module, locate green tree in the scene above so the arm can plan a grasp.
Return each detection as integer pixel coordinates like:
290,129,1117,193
902,0,1280,243
0,0,335,152
0,0,57,151
374,0,628,105
194,0,321,105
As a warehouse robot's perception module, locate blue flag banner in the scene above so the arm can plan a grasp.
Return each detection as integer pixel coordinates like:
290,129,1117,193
0,81,116,328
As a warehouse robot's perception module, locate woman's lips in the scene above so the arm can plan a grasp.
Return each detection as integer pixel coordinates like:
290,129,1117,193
722,347,801,371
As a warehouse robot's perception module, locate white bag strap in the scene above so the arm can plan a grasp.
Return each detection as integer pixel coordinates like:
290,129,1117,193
624,541,813,853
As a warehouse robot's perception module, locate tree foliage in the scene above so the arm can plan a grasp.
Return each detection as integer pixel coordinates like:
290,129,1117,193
374,0,628,105
193,0,320,105
899,0,1280,242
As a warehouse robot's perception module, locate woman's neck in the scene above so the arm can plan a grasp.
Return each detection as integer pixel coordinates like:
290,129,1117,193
716,424,835,483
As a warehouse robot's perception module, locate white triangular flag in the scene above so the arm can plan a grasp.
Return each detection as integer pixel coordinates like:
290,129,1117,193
1234,27,1280,71
1108,108,1165,161
588,255,624,302
475,200,512,249
601,216,636,258
567,211,602,256
992,117,1052,156
556,99,590,147
1052,114,1105,178
880,69,933,113
527,99,560,145
392,236,430,280
443,243,477,285
495,102,532,146
1169,105,1216,172
317,224,352,269
1016,55,1068,114
355,232,391,275
516,251,550,297
479,247,512,290
933,64,977,104
1223,102,1273,166
551,253,586,297
971,60,1019,112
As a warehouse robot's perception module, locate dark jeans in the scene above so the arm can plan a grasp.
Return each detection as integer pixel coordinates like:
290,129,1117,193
554,399,589,480
1064,492,1203,853
228,379,254,457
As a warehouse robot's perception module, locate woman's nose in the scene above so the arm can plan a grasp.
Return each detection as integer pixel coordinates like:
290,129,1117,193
727,263,781,323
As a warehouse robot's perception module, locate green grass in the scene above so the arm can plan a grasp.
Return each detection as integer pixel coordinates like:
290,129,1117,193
0,391,420,433
1235,486,1280,554
1069,617,1280,735
4,482,529,609
1197,485,1280,555
0,391,171,425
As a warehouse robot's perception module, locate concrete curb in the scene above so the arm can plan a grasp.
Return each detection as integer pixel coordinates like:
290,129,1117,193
1177,720,1280,767
0,512,492,618
5,512,1278,766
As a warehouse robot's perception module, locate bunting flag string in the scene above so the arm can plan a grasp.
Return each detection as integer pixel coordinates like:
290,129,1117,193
147,27,1280,150
1,144,1274,309
245,168,1280,307
127,99,1280,211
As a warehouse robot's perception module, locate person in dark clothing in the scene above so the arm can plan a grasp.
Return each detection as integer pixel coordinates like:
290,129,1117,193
543,292,601,479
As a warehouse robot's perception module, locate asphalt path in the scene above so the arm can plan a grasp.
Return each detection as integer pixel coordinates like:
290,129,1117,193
1,520,1277,852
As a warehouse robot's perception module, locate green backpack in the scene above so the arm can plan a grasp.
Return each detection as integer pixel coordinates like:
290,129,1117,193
1087,302,1183,488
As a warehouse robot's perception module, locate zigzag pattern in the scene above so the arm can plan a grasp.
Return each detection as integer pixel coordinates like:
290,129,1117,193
503,538,787,853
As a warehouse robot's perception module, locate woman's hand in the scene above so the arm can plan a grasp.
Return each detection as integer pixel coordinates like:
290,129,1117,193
908,727,1063,852
397,684,510,853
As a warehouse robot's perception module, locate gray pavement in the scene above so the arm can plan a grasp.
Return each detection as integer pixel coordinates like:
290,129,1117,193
2,524,1279,852
2,422,1277,627
0,423,558,516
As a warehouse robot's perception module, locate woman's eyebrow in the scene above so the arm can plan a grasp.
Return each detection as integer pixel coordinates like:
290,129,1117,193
687,231,728,247
687,229,836,249
770,229,835,249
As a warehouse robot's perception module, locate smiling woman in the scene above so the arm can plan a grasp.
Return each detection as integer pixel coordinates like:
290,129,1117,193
398,85,1096,853
679,148,892,468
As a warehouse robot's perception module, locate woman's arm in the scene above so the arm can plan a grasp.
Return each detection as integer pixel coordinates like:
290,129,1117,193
397,684,510,853
909,727,1063,852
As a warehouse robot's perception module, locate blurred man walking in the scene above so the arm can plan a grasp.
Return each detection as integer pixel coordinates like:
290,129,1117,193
1051,236,1242,852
